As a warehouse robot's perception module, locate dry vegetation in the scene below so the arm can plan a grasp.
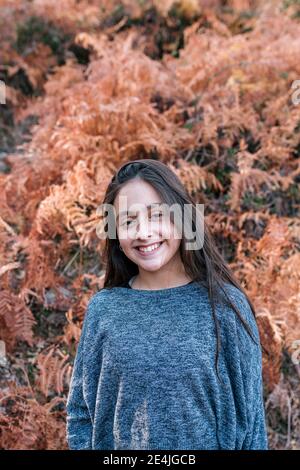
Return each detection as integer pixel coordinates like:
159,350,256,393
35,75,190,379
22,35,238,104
0,0,300,449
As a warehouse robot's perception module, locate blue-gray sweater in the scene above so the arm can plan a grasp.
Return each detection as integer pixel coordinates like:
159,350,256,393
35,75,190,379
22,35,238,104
66,281,268,450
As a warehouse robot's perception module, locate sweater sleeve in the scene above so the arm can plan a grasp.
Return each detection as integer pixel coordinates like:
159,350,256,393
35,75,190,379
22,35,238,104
242,390,269,450
229,288,269,450
66,297,95,450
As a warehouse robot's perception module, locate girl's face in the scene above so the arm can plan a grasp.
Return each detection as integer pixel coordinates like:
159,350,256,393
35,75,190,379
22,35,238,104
114,178,182,274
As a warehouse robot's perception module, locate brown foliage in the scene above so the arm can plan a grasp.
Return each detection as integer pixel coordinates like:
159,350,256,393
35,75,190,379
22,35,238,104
0,0,299,449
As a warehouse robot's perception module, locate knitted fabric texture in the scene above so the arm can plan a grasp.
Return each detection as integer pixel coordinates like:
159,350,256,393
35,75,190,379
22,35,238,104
66,281,268,450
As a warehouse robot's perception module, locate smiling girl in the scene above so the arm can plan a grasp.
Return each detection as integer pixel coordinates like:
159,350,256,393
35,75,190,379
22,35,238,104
66,159,269,450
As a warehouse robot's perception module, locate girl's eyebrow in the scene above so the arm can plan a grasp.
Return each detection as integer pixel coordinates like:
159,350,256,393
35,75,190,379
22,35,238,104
118,203,163,218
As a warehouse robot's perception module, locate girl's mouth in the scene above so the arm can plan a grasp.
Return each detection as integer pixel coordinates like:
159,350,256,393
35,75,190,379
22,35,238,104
134,241,164,256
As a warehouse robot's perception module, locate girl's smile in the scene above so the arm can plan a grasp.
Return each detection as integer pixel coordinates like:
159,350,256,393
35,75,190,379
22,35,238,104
134,240,165,256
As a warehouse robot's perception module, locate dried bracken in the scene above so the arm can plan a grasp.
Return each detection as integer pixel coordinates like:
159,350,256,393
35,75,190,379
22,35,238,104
0,0,299,450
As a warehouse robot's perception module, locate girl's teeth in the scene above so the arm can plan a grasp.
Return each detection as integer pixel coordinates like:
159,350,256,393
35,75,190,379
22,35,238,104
138,242,162,252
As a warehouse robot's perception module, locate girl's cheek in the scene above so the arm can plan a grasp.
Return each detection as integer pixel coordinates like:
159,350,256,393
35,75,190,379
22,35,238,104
162,220,181,242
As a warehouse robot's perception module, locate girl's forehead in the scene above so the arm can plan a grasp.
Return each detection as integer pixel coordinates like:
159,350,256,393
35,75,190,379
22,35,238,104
117,179,160,198
114,183,163,212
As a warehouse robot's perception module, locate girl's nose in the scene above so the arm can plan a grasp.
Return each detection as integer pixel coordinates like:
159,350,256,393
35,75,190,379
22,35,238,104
134,214,153,240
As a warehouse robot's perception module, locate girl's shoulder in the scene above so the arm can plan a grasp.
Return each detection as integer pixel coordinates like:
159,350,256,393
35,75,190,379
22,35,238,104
220,283,261,346
87,287,113,304
85,286,127,313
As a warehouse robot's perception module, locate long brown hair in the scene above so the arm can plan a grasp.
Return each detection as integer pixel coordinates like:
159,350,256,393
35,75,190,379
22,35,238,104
100,159,266,386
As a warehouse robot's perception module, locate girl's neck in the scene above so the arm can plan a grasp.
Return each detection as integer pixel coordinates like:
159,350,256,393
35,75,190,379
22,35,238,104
130,272,193,290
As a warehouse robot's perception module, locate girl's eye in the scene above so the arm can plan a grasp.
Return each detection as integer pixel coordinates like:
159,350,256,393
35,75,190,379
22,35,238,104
150,212,162,218
123,212,162,226
120,219,133,227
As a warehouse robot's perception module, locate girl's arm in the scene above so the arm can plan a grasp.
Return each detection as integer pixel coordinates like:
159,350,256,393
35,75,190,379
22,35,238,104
241,384,269,450
235,292,269,450
66,300,93,450
240,329,268,450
